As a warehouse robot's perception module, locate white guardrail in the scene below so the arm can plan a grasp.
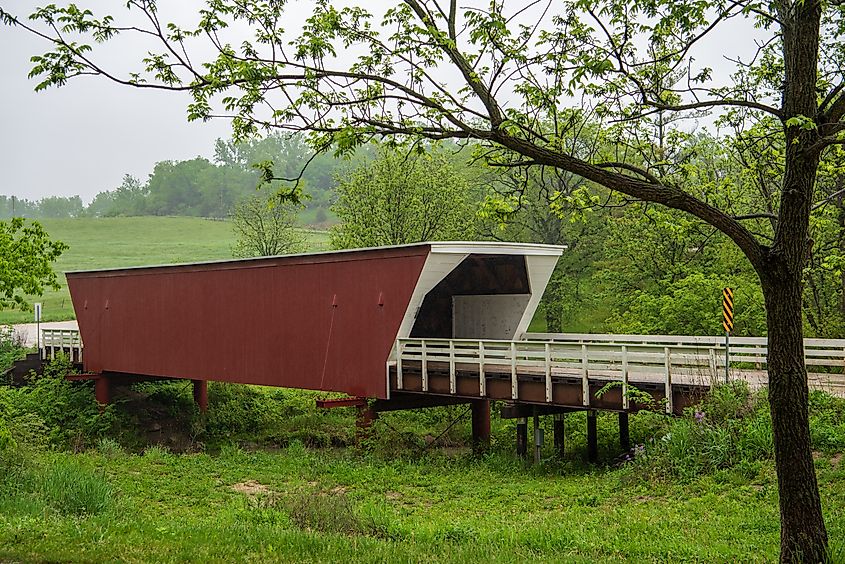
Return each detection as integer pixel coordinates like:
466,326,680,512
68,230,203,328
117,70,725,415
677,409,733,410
394,334,845,411
40,329,83,363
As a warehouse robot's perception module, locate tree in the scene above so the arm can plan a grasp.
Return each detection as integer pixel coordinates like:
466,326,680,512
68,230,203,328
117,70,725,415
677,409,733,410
4,1,844,559
231,195,304,258
330,147,476,248
36,195,84,218
0,218,67,309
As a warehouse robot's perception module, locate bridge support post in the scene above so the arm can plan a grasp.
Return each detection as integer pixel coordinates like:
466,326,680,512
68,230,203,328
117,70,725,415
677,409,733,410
533,413,543,464
619,412,630,452
553,413,565,458
516,417,528,459
355,403,378,444
94,376,110,410
192,380,208,413
587,410,598,463
471,399,490,454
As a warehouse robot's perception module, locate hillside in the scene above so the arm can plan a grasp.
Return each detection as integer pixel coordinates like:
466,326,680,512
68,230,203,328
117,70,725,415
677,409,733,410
0,217,329,324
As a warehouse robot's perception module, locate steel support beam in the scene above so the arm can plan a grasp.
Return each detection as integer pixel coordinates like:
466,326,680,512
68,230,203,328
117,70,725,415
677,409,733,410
471,399,491,454
355,404,378,443
516,417,528,459
619,412,630,452
94,376,110,409
553,413,565,458
587,410,598,463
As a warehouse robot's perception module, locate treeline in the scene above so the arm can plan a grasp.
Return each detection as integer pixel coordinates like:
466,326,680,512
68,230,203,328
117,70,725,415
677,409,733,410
6,128,845,339
2,135,367,223
0,195,85,219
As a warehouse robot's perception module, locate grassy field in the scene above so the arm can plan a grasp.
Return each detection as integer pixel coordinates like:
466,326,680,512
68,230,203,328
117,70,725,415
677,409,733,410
0,445,842,563
1,356,844,562
1,217,330,324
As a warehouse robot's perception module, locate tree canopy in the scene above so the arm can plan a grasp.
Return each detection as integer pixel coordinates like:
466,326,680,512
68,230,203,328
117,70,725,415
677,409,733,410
0,218,67,310
330,147,476,248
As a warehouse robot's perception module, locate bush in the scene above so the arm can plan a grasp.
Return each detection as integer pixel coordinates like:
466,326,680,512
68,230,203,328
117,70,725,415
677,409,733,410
6,355,113,448
808,390,845,454
627,383,773,482
0,325,27,373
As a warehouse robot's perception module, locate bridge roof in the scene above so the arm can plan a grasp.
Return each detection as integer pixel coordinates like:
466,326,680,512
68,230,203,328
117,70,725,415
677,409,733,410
66,241,565,276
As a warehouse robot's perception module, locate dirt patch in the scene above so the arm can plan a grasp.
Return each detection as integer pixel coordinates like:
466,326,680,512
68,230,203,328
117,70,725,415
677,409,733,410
831,453,842,467
231,480,273,497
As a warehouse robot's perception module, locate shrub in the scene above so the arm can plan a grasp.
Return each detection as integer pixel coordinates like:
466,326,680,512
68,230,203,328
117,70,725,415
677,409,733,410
8,355,113,448
0,325,27,373
627,383,774,482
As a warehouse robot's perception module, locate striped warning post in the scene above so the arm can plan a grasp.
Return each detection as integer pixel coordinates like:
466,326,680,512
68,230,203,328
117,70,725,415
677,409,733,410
722,287,734,333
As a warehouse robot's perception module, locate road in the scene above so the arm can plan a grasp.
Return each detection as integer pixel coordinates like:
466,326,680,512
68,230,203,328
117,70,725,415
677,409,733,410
6,320,79,348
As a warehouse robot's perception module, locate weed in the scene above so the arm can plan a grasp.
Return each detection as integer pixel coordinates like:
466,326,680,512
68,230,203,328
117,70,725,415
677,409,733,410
96,437,124,457
143,444,171,461
40,458,112,515
280,488,396,539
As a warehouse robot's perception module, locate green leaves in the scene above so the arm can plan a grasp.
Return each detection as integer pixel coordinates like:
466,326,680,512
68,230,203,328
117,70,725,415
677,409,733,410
0,219,68,310
785,115,818,131
330,146,476,249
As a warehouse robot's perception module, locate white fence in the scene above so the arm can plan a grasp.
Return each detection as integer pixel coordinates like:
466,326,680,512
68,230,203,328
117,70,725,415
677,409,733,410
394,334,845,411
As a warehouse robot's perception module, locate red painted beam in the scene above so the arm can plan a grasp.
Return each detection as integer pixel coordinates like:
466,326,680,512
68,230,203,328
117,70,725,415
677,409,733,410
316,397,368,409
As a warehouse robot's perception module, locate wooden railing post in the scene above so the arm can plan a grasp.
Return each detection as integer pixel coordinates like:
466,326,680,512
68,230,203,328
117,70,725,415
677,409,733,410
621,345,629,410
396,340,404,390
581,344,590,406
510,341,518,399
449,340,456,394
664,347,673,414
544,343,552,402
421,339,428,392
478,341,486,396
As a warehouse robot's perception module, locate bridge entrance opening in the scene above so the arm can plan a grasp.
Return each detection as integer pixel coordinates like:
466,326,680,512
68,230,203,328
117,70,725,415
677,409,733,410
409,254,531,340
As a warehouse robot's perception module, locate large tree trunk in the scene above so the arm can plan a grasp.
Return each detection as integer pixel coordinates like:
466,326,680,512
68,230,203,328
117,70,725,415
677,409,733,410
765,1,829,560
761,264,828,563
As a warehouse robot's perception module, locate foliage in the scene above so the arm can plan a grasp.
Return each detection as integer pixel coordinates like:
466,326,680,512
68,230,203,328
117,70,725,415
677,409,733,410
0,326,27,373
0,195,82,219
330,147,477,249
0,218,67,310
231,194,304,258
0,355,112,448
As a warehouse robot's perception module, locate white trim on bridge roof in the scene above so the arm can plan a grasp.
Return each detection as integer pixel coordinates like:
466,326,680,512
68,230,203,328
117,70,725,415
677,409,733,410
428,242,566,256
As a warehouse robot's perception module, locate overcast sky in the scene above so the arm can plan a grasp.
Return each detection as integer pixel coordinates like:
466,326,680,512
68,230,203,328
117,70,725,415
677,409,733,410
0,2,763,204
0,3,233,203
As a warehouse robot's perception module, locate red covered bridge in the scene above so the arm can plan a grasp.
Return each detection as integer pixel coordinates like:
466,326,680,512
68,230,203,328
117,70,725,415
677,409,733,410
45,241,844,461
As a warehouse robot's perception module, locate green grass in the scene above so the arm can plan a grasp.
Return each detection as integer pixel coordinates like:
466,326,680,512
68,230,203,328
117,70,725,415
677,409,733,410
1,217,330,324
0,446,842,563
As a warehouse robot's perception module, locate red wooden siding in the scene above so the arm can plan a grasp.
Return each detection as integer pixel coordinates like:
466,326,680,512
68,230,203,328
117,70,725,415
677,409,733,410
67,246,430,399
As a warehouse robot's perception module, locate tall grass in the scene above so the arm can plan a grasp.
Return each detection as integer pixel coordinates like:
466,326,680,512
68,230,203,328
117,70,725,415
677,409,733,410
40,458,113,516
